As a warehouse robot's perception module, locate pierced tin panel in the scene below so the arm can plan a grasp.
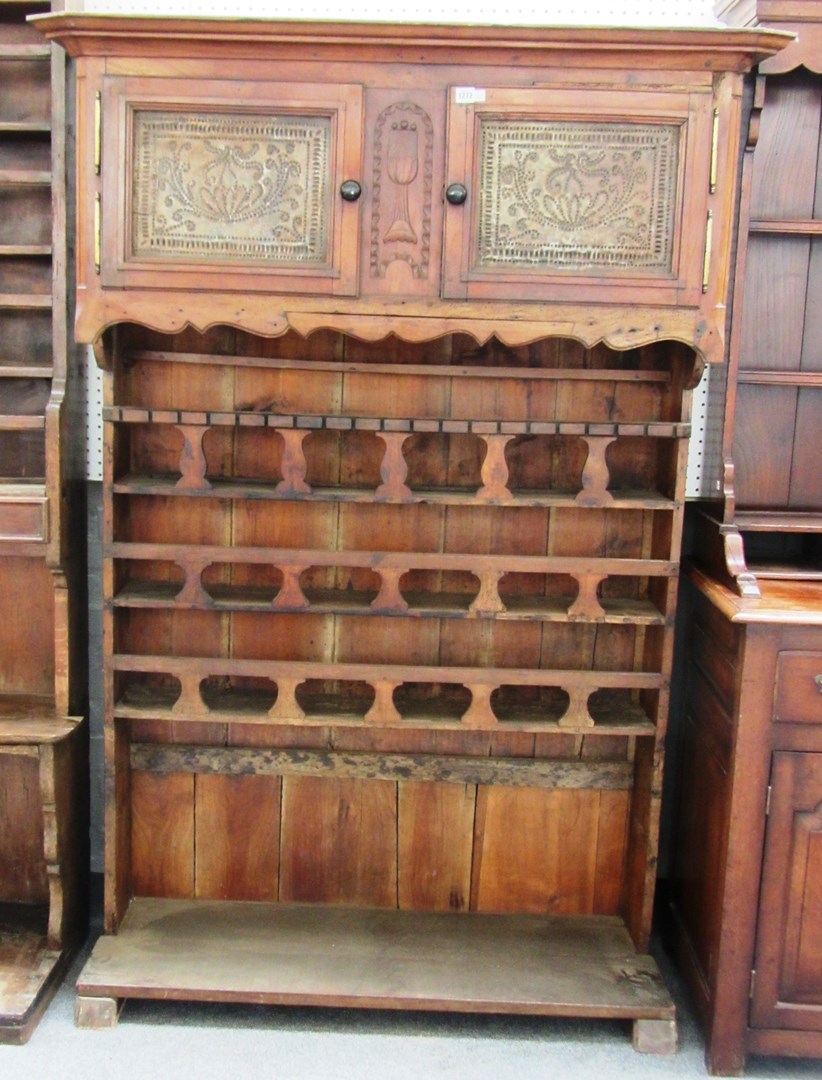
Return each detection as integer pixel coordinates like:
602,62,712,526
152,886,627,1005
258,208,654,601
131,111,332,265
476,119,679,273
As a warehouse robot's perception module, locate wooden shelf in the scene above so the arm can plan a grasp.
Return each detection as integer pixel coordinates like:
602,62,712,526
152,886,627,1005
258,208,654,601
0,365,53,379
112,475,679,511
106,405,690,440
0,245,51,257
131,349,674,384
76,898,675,1023
736,511,822,533
0,694,80,744
0,122,50,134
749,218,822,235
0,169,51,186
112,581,668,625
111,654,660,734
0,903,65,1047
737,371,822,387
0,293,51,309
0,415,45,431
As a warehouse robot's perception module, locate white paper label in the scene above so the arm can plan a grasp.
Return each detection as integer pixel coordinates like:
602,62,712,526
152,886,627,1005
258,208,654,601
454,87,487,105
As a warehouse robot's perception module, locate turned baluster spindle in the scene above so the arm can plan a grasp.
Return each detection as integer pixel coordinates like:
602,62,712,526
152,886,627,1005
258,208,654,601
365,680,403,724
461,683,499,728
567,572,607,619
576,435,616,506
375,432,412,500
172,672,207,716
468,570,507,615
478,434,515,501
267,678,306,720
558,685,596,729
175,557,212,606
371,567,409,613
175,425,211,491
272,563,310,610
275,429,311,494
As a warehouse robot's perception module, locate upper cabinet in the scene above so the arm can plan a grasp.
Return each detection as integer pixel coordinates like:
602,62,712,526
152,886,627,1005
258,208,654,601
32,17,789,359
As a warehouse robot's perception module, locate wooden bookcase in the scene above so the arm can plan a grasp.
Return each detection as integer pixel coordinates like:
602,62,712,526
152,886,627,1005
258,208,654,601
668,3,822,1073
35,13,786,1048
700,0,822,595
0,0,86,1045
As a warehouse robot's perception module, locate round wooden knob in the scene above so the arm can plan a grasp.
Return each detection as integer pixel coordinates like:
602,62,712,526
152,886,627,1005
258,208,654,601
445,183,468,206
340,180,362,202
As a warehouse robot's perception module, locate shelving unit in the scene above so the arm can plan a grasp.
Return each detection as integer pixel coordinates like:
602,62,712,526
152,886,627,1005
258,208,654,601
700,0,822,594
0,0,85,1044
35,12,786,1050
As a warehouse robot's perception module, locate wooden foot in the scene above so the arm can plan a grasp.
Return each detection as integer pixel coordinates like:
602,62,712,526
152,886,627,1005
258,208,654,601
632,1017,678,1055
75,994,121,1029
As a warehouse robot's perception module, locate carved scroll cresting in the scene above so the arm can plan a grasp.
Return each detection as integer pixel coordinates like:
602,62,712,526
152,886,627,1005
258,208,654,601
370,102,433,278
132,110,331,265
476,119,679,273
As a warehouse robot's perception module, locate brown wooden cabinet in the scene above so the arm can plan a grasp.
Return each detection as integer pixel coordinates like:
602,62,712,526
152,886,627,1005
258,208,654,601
0,0,86,1045
671,567,822,1073
35,13,785,1048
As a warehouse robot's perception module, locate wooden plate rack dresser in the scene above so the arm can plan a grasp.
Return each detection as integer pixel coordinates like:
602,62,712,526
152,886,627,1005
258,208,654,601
0,0,86,1043
34,13,787,1045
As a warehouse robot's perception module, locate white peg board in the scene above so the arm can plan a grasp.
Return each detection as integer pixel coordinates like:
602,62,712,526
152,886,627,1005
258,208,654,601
76,0,721,23
79,0,725,493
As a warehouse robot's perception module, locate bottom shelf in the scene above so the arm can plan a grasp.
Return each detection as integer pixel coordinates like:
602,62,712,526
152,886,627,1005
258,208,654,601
0,903,65,1045
77,898,676,1038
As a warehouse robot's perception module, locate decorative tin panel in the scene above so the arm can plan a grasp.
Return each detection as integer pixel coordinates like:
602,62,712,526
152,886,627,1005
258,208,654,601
131,110,332,265
476,119,679,273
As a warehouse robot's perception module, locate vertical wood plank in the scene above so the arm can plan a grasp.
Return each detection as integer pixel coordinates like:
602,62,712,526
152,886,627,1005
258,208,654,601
398,781,475,911
593,789,631,915
279,776,397,907
471,787,600,915
131,771,194,899
195,774,281,901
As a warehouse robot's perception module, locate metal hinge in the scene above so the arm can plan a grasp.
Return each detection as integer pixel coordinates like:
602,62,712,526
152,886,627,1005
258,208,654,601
701,210,714,293
709,108,720,194
749,968,757,999
93,194,101,275
94,91,101,175
765,784,773,816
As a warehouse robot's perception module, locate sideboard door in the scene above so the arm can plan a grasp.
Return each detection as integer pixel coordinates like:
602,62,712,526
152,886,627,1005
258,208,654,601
100,76,364,297
751,750,822,1032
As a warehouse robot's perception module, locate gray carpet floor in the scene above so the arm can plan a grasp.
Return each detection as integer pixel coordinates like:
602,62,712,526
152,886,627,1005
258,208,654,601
2,933,821,1080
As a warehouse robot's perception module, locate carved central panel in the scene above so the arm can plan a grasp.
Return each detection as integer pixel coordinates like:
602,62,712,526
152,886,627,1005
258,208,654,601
131,110,332,265
476,119,679,273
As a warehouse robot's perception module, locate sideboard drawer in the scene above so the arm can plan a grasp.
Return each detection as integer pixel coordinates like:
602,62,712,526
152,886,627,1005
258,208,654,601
775,651,822,725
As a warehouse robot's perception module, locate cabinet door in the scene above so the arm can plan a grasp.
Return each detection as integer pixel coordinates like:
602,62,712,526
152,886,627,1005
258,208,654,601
100,77,364,296
751,751,822,1031
442,86,712,306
